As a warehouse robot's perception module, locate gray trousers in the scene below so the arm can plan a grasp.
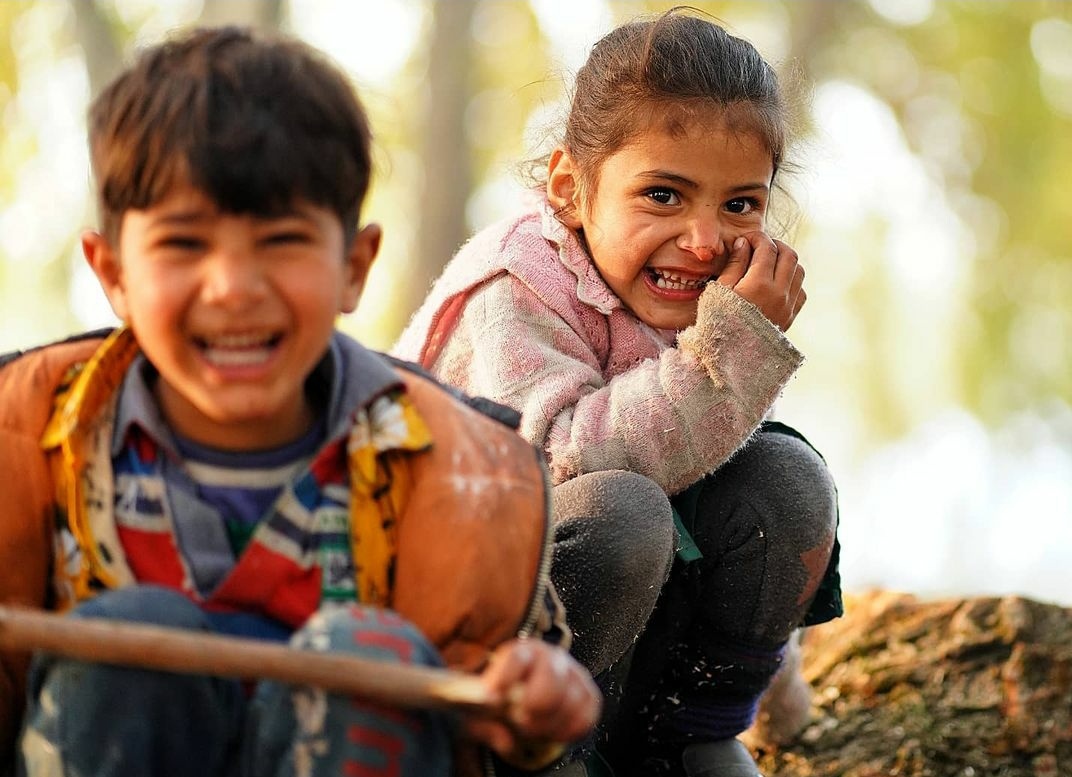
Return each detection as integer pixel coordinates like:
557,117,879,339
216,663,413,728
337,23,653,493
548,425,839,766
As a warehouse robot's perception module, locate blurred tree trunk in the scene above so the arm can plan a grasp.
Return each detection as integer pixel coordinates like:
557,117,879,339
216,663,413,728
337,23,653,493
401,0,475,319
69,0,122,100
198,0,285,30
71,0,285,102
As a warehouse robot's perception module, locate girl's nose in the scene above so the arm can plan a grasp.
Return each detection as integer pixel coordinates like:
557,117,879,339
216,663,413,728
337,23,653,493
678,216,724,262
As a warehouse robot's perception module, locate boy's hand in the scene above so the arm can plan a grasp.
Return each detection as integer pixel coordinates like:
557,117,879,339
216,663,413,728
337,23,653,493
715,232,806,331
463,639,601,767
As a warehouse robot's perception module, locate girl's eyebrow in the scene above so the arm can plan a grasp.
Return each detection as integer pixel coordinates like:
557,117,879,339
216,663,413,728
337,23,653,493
636,169,699,189
726,182,771,196
635,170,770,196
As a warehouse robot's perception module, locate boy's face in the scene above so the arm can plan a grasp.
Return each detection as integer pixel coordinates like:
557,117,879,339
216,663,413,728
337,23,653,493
83,184,380,451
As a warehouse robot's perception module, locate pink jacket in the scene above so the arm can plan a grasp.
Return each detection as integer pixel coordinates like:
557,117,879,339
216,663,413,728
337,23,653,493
393,201,804,495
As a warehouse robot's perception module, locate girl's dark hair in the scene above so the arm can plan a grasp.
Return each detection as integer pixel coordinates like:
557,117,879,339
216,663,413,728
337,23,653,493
88,26,372,244
545,7,800,225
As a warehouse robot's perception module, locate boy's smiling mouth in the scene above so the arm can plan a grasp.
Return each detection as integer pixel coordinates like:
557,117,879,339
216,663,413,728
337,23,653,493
195,332,281,367
648,268,711,291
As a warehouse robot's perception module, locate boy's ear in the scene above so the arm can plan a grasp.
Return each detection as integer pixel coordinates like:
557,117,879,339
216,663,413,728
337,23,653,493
81,229,130,321
546,147,583,229
340,223,382,313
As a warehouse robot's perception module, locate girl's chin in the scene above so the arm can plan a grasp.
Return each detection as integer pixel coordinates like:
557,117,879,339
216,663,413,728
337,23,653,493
639,311,697,332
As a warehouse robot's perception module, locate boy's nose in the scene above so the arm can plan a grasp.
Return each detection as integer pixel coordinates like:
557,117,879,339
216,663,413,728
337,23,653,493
202,253,267,305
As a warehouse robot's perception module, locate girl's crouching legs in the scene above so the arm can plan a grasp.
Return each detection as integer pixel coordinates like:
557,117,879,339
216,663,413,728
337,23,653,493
18,585,244,777
608,426,839,776
246,604,453,777
549,470,675,770
550,470,675,677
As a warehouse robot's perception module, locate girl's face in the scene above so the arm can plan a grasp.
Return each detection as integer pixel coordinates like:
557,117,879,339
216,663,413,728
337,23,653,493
548,113,775,332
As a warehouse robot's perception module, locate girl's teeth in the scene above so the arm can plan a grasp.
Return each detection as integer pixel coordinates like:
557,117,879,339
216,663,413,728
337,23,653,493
653,270,707,290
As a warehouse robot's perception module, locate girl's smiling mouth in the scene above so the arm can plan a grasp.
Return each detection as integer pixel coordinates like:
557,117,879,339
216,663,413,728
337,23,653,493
648,268,711,291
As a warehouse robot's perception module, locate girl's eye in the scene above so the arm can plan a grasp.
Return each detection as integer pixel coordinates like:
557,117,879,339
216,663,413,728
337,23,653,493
726,197,761,215
646,188,680,206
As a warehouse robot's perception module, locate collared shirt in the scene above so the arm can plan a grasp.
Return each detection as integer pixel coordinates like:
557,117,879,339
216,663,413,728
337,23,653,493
109,336,403,602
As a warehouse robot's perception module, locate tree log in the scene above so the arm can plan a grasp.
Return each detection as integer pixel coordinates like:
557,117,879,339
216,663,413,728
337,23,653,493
750,591,1072,777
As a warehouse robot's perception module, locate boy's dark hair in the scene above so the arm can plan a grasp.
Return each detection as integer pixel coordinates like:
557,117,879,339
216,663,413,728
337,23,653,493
88,26,371,244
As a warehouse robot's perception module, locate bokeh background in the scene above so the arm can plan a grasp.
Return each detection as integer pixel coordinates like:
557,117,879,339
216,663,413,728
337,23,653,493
2,0,1069,605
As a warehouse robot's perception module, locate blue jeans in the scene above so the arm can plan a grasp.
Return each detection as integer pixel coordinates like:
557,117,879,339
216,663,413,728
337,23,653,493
18,586,453,777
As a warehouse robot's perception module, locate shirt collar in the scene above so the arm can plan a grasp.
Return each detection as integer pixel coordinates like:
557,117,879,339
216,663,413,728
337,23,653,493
111,332,404,457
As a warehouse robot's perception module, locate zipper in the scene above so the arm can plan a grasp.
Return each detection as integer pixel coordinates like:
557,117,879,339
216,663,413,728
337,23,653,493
515,450,555,639
484,452,556,777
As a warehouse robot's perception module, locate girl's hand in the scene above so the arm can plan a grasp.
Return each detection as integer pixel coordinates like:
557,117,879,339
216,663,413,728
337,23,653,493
463,640,601,768
715,232,806,331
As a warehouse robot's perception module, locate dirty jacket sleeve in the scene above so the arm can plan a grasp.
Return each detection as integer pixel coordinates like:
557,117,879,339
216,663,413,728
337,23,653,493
419,271,803,496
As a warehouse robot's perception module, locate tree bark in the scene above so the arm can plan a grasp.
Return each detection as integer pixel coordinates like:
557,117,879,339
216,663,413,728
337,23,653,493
69,0,122,100
197,0,285,29
748,591,1072,777
398,0,475,326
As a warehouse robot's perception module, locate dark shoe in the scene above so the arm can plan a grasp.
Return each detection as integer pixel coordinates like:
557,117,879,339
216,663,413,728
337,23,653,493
681,740,762,777
544,749,616,777
550,762,589,776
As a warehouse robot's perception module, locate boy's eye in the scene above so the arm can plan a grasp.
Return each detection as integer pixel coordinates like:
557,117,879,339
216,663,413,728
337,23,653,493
726,197,761,215
262,230,311,246
159,236,204,251
645,188,680,206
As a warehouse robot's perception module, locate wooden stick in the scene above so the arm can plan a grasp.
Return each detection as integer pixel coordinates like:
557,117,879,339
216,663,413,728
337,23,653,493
0,604,494,714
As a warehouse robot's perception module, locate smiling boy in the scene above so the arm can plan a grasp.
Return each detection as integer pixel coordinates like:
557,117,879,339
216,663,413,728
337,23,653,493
0,26,598,777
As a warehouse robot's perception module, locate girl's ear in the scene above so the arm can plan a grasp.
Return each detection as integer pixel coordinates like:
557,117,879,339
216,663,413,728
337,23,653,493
82,229,130,321
546,147,584,229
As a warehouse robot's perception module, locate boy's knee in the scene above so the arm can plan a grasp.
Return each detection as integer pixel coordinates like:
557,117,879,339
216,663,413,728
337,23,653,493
294,605,442,668
73,584,210,630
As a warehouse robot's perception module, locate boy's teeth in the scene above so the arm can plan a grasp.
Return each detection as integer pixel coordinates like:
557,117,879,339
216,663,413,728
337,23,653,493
200,333,276,366
206,333,272,348
204,347,272,367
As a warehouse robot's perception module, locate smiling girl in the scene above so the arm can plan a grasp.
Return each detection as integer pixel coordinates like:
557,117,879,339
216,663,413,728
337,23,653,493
394,9,841,777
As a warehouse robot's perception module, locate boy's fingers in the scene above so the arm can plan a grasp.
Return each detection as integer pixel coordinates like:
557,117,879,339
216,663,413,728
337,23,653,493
505,647,600,736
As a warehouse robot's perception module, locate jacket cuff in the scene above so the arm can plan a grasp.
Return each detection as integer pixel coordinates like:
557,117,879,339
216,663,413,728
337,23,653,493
677,283,804,378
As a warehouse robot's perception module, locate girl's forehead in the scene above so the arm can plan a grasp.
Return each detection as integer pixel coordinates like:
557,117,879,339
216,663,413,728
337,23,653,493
621,106,774,159
638,100,770,139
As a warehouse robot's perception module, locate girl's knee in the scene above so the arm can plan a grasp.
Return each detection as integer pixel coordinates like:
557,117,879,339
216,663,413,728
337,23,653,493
718,430,838,548
553,470,675,589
